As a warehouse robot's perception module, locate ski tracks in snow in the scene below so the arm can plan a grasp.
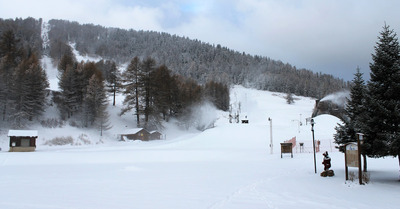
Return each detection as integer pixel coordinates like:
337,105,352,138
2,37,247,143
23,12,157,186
208,178,279,209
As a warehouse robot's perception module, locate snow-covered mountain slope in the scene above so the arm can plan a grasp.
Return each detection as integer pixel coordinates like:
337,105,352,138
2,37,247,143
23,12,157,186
41,41,113,91
0,85,399,209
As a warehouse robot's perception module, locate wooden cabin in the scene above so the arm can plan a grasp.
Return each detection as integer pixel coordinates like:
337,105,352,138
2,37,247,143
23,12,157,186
8,130,38,152
149,131,162,140
120,128,151,141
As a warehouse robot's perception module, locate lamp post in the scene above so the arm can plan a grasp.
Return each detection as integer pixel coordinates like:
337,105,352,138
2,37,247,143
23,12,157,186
311,119,317,174
357,133,364,185
268,117,273,154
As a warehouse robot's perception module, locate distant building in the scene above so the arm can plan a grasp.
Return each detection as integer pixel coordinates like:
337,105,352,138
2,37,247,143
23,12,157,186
241,114,249,124
149,131,162,140
120,128,151,141
8,130,38,152
120,129,163,141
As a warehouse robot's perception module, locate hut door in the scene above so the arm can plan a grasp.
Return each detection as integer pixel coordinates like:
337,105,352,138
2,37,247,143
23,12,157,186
21,139,30,147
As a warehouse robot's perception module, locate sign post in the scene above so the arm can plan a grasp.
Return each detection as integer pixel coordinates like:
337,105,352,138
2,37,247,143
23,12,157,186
268,117,273,154
345,143,358,180
344,135,364,185
311,119,316,174
357,133,364,185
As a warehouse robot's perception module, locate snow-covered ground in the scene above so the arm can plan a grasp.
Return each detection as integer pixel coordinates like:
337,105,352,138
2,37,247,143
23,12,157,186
0,85,399,209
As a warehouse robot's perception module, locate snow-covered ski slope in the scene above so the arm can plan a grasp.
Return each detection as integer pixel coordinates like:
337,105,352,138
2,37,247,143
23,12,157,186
0,86,399,209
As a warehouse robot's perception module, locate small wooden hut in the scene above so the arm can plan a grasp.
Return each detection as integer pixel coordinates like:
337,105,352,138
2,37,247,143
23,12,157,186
149,131,162,140
8,130,38,152
120,128,151,141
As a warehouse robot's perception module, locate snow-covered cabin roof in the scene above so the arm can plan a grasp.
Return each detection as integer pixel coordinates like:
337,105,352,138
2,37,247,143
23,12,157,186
8,130,38,137
149,130,161,134
122,128,146,135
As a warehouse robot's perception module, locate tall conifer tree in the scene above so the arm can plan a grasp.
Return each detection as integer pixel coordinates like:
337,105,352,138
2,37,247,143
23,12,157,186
141,57,157,129
106,62,121,106
334,67,366,147
0,30,22,121
152,65,173,121
121,57,142,126
59,65,80,119
83,74,109,131
363,24,400,168
8,54,48,127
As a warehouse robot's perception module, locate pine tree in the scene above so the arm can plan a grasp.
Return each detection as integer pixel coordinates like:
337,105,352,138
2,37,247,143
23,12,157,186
79,62,101,105
204,81,230,111
58,66,80,119
106,61,121,106
0,30,22,66
285,93,294,105
83,74,109,131
141,57,157,129
0,30,23,121
334,67,366,149
20,54,49,120
58,60,104,122
168,74,182,117
8,54,49,127
152,65,174,121
96,106,112,137
57,50,76,75
10,58,30,127
363,24,400,167
121,57,142,126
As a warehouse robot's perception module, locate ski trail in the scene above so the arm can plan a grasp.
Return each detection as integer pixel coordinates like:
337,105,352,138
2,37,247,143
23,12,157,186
41,20,50,50
208,178,276,209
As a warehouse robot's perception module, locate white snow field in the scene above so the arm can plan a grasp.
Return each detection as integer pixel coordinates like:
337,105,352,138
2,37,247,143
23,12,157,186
1,86,399,209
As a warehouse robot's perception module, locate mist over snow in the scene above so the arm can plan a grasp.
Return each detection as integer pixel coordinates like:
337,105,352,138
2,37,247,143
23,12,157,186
320,90,350,107
188,101,218,131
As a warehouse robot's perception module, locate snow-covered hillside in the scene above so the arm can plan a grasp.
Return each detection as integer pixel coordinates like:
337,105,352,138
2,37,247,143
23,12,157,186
0,85,399,209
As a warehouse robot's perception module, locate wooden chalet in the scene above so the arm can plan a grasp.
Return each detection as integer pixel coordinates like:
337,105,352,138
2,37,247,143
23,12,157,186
120,129,163,141
120,128,151,141
8,130,38,152
149,131,162,140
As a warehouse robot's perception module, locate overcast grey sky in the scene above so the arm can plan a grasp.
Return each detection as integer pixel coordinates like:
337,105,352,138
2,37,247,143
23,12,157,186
1,0,399,81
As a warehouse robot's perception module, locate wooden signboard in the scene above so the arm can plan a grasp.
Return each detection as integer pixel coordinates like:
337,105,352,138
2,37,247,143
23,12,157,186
344,142,363,184
346,143,358,167
280,143,293,158
344,134,364,185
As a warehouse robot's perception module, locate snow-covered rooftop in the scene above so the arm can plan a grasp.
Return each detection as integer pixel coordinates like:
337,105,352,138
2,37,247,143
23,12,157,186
122,128,145,135
8,130,38,137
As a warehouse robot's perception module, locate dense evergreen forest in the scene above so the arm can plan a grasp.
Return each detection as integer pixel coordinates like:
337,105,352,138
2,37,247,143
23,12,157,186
0,17,348,129
45,19,348,98
0,18,48,128
1,17,348,99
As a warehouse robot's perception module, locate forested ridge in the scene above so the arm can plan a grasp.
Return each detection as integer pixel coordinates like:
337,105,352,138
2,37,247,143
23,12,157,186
45,19,348,98
0,17,348,99
1,17,348,130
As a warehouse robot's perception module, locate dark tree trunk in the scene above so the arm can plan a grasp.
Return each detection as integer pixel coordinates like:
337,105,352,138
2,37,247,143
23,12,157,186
363,154,367,172
112,88,116,106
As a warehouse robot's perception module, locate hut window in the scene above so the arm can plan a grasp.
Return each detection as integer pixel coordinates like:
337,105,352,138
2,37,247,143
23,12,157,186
21,139,30,147
11,142,16,147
